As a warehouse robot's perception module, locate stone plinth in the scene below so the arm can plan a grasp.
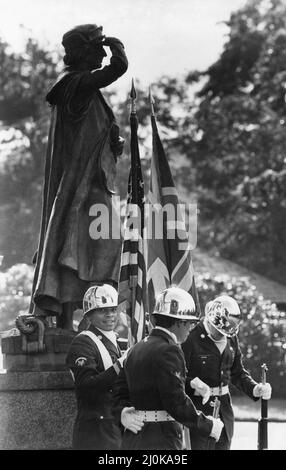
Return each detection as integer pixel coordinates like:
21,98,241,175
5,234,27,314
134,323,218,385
0,370,76,450
1,328,76,372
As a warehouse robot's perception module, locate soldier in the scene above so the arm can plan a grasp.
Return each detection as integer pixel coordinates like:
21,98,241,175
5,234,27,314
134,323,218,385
113,287,224,450
182,295,272,450
66,284,144,450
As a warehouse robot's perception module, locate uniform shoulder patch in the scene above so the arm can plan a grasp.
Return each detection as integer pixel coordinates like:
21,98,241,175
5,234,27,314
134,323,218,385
173,370,182,380
75,357,87,367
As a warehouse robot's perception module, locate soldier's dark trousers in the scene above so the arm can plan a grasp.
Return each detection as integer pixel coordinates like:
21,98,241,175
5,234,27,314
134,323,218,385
190,427,231,450
72,418,122,450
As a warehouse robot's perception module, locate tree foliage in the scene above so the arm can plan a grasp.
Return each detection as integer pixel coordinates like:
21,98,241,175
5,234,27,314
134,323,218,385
0,263,34,330
115,1,286,283
190,0,286,280
0,37,59,267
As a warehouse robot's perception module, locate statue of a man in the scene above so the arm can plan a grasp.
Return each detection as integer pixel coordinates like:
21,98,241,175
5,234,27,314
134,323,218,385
30,24,128,330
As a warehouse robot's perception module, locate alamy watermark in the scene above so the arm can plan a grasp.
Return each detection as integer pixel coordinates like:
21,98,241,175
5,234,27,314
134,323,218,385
88,196,197,250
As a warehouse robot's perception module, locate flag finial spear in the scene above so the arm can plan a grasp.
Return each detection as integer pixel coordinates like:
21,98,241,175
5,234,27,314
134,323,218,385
149,84,155,116
130,79,137,114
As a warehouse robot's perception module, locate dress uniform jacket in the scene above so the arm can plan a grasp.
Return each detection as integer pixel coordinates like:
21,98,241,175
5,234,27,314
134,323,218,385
66,325,123,449
113,328,213,450
182,320,258,449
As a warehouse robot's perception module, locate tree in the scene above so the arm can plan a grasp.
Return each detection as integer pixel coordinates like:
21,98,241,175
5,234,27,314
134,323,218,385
187,0,286,282
0,37,59,268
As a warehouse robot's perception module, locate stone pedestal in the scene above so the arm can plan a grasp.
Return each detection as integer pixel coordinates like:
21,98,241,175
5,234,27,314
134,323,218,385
0,370,76,449
0,326,127,449
1,327,76,371
0,327,77,449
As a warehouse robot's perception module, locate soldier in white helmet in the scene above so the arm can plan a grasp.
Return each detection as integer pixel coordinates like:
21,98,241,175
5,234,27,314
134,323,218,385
66,284,144,449
113,286,224,450
182,295,272,450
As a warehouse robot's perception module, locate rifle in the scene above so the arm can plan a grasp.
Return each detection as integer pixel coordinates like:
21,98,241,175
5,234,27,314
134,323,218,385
257,363,268,450
207,396,221,450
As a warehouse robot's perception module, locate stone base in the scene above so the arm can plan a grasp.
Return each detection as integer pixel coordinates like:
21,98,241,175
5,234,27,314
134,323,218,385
1,327,76,372
0,370,76,449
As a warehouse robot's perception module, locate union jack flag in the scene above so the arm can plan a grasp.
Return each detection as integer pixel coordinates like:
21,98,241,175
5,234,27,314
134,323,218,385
146,95,201,316
118,81,146,346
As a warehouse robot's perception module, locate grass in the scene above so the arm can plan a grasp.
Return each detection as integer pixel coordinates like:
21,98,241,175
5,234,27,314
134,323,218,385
232,396,286,422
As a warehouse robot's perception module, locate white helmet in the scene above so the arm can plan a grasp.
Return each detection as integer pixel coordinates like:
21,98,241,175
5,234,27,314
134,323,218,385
153,286,198,321
83,284,118,315
205,295,241,337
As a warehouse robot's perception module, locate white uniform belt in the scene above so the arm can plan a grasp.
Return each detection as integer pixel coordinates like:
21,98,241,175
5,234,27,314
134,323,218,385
136,410,175,422
194,385,229,396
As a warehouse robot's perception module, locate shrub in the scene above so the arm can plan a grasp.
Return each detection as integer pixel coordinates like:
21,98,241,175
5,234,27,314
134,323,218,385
0,263,33,331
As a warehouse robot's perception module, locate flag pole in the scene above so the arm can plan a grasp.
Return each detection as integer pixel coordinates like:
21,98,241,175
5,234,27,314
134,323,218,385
258,363,269,450
149,85,155,117
129,79,137,342
118,79,146,346
130,78,137,115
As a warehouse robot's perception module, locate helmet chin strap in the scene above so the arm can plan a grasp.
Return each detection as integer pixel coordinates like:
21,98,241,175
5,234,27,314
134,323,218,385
205,318,226,342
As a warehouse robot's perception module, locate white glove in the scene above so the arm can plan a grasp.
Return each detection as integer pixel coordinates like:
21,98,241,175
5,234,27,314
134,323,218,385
117,348,130,367
121,407,145,434
190,377,211,405
207,416,224,442
253,383,272,400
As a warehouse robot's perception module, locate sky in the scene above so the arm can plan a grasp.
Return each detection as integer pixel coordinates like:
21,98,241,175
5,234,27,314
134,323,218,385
0,0,247,95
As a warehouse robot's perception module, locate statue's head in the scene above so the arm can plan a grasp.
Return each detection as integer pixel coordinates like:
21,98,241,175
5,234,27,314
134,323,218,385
62,24,106,70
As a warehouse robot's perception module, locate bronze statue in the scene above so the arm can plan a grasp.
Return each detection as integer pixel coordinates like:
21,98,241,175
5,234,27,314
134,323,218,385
29,24,128,330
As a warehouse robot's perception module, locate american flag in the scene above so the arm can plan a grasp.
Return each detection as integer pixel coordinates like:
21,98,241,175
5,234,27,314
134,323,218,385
118,81,146,346
146,91,201,316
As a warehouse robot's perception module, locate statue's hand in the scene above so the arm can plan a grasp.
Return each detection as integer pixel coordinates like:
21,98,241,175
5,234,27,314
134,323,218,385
110,136,125,159
103,36,124,48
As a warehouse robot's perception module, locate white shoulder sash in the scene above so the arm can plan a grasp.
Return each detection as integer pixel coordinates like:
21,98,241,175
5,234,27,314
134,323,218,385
78,330,113,370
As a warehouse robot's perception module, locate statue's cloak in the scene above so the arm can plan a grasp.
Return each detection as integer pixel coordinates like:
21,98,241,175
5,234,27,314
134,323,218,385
31,71,122,316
